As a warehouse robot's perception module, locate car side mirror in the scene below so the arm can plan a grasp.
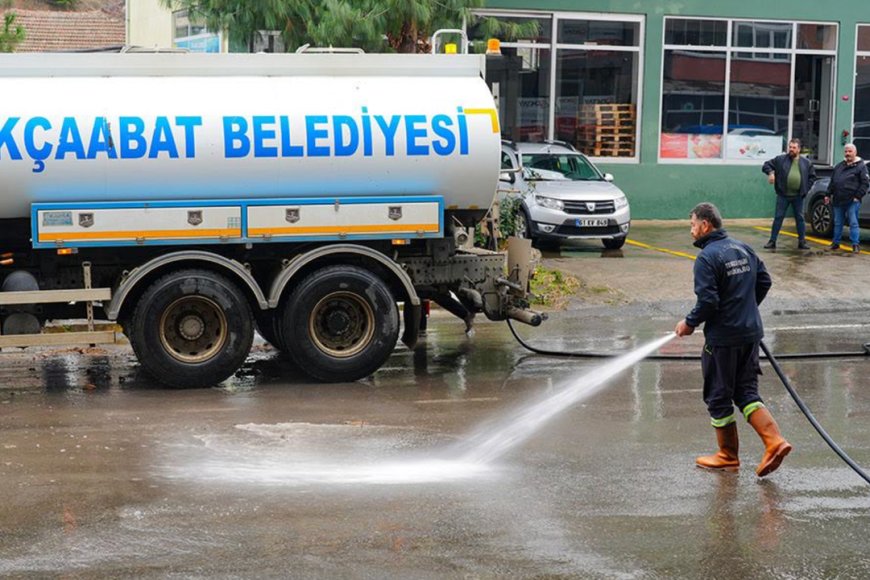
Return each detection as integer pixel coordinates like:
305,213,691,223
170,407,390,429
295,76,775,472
499,171,516,184
603,173,614,182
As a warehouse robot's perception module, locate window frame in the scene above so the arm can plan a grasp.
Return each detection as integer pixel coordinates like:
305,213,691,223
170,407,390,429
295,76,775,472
470,9,644,164
659,16,838,166
852,24,870,159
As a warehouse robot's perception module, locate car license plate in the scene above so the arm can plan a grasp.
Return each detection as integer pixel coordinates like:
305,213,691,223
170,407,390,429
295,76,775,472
575,218,608,227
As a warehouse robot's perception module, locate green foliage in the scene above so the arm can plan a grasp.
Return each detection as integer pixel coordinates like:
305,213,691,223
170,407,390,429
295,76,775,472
51,0,77,7
162,0,535,53
529,266,579,309
0,5,24,53
497,195,523,238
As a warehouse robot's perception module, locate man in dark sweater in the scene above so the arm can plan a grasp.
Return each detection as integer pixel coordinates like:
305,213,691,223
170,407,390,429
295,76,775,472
825,144,869,253
761,138,816,250
676,202,792,477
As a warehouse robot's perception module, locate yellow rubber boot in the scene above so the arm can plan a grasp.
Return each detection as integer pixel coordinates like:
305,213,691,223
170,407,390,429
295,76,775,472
696,423,740,471
747,406,793,477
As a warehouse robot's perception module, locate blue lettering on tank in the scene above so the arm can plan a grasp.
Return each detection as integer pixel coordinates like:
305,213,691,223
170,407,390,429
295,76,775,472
55,117,86,160
0,117,22,160
374,115,400,156
361,107,373,157
333,115,359,157
149,116,179,159
279,116,303,157
87,117,118,160
175,116,202,158
431,115,455,156
457,107,469,155
306,116,330,157
404,115,429,156
119,117,147,159
253,115,278,158
24,117,52,166
223,116,250,158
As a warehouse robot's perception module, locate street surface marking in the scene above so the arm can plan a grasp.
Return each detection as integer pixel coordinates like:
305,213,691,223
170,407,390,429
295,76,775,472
625,239,696,260
753,226,870,255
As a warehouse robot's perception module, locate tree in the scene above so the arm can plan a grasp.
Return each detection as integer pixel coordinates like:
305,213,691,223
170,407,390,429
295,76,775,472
0,2,25,53
162,0,536,53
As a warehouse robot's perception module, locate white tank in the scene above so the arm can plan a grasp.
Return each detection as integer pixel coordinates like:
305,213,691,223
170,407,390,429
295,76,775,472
0,53,501,220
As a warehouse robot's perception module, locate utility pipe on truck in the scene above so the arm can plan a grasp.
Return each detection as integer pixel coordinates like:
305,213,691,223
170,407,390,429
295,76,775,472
0,51,540,387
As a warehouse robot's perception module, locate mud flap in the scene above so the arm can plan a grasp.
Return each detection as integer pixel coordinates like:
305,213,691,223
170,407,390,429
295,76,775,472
401,302,421,350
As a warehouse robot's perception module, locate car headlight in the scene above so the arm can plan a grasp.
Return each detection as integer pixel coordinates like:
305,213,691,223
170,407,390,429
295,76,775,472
614,195,629,210
534,195,564,211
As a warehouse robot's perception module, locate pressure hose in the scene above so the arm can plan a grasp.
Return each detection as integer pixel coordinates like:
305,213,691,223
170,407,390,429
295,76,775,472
759,340,870,486
506,319,870,361
507,320,870,485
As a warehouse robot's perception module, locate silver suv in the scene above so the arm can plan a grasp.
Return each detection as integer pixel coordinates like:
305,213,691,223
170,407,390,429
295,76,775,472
500,141,631,249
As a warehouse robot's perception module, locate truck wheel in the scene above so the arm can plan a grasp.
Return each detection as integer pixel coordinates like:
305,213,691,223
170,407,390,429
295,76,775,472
810,197,833,237
281,265,399,382
254,309,286,351
130,269,253,388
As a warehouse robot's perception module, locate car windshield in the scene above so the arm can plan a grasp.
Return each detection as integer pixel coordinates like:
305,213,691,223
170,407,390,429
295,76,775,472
521,153,603,181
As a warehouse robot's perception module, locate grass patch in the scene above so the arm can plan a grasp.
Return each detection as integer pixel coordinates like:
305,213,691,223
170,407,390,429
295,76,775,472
530,266,580,309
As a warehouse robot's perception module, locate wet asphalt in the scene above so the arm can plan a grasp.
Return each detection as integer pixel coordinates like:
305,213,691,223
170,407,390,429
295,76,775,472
2,222,870,578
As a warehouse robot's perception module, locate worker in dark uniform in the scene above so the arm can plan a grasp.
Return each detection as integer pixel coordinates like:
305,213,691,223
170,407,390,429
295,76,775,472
675,202,792,477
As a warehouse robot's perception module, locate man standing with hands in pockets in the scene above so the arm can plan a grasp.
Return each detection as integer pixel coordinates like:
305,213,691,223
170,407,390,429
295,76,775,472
825,143,869,254
762,139,816,250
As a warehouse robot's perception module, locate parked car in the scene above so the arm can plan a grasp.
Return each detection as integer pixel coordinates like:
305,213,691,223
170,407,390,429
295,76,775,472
499,141,631,249
803,160,870,237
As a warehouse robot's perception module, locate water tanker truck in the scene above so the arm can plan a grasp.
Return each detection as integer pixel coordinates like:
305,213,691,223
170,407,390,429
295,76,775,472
0,51,541,387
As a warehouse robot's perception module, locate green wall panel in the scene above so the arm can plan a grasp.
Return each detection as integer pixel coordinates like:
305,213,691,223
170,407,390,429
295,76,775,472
482,0,864,218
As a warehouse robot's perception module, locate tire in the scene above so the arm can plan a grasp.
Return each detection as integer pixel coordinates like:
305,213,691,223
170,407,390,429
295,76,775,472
514,209,534,241
130,269,254,388
809,197,833,237
254,309,286,351
280,265,399,382
603,236,627,250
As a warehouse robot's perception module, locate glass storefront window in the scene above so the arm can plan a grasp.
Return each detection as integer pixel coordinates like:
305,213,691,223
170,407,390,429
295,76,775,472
733,21,792,49
797,24,837,51
662,17,836,164
854,29,870,159
486,46,552,143
557,20,639,46
727,53,790,160
660,51,726,159
665,19,727,47
555,50,638,158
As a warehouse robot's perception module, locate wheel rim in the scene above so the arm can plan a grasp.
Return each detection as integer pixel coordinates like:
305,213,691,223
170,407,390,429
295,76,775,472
308,291,375,358
515,212,528,238
159,296,228,364
812,202,831,234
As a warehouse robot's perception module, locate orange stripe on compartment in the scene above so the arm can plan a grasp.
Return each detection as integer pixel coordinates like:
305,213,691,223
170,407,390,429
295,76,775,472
248,224,439,237
38,228,242,241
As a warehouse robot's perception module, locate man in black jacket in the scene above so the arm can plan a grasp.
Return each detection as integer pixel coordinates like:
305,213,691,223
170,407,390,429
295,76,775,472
676,202,792,477
825,144,869,253
761,139,816,250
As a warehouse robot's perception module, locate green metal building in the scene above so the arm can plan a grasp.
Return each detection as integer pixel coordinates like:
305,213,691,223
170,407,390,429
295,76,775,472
474,1,870,218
